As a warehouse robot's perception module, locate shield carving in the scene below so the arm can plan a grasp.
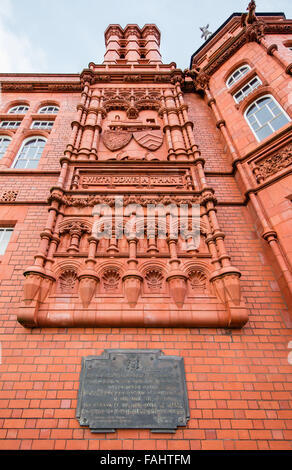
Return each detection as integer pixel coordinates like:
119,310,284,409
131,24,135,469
133,129,163,151
102,130,132,151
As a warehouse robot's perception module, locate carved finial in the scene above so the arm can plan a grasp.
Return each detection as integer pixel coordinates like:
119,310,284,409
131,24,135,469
200,24,212,41
241,0,257,27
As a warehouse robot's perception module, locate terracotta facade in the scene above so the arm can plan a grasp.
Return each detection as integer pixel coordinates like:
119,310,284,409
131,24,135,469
0,6,292,450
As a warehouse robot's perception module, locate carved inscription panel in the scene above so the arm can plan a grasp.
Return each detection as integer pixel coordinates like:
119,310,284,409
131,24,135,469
81,173,185,189
76,349,190,433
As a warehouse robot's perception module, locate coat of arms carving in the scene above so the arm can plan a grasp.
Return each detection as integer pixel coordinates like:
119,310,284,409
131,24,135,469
102,130,132,151
133,130,163,150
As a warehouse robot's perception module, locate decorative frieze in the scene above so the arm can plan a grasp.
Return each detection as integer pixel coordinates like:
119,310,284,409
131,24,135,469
61,194,200,208
251,144,292,183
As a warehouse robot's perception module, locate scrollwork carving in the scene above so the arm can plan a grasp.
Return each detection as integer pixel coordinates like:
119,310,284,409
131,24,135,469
252,144,292,183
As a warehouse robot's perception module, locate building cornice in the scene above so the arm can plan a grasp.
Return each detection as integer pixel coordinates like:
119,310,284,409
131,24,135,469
190,13,286,66
190,16,292,80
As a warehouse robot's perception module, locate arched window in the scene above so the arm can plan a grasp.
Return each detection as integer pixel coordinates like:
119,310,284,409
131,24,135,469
245,95,290,141
38,105,59,114
0,136,11,158
226,65,251,88
8,105,29,114
12,137,46,169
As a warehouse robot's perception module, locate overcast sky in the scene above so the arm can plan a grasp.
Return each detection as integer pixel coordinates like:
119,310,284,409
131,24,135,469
1,0,292,74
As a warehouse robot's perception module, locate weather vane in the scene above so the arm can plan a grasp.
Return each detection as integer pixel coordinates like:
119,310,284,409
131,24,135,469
200,24,212,41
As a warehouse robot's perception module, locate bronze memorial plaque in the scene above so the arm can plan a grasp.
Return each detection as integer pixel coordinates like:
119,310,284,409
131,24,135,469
76,349,189,433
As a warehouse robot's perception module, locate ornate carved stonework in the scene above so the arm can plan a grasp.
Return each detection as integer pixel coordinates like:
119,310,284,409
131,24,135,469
102,269,121,292
58,270,78,293
18,23,250,329
188,270,207,293
252,144,292,183
62,194,200,208
1,82,81,93
145,269,164,292
102,130,132,151
133,130,163,150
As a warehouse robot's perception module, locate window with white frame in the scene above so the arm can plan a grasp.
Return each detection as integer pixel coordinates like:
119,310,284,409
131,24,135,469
31,121,54,130
38,106,59,114
233,76,262,103
245,95,290,141
0,136,11,158
8,105,29,114
0,121,21,129
226,65,251,88
0,227,13,255
12,137,46,169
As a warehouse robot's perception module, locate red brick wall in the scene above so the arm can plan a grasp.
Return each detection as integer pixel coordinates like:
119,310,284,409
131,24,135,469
0,57,291,451
0,205,291,450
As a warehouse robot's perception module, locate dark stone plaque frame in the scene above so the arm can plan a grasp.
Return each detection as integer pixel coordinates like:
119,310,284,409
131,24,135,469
76,349,190,433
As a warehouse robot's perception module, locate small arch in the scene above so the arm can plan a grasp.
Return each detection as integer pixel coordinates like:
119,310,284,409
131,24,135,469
52,259,82,278
140,260,168,277
223,59,254,84
96,260,125,279
38,105,59,115
8,104,29,114
0,129,14,139
37,100,60,111
3,100,30,114
57,217,92,235
226,64,251,88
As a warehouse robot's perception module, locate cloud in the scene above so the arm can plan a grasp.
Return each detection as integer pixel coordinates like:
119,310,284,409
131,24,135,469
0,0,47,73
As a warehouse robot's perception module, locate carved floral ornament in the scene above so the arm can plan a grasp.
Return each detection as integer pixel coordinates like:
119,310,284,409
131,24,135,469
102,89,161,116
59,220,91,237
145,269,164,292
252,143,292,183
58,269,78,293
58,193,202,208
102,268,121,292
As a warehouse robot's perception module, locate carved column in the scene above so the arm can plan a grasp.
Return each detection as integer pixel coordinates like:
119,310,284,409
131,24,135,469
103,26,122,64
159,96,175,161
123,237,143,307
125,26,140,63
143,26,162,64
174,81,198,159
261,40,292,75
163,89,188,161
78,235,99,309
166,236,187,308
